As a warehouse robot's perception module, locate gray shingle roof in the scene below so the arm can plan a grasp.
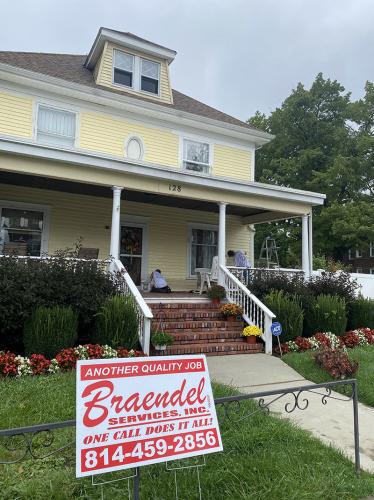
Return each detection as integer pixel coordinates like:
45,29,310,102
0,51,254,129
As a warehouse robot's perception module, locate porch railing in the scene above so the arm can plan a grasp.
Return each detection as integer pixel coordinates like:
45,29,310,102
220,265,276,354
227,266,304,287
110,259,153,355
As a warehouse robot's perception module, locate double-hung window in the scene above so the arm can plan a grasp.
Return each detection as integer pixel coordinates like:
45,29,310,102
37,106,76,147
140,59,160,95
183,139,210,174
189,227,218,277
113,50,134,88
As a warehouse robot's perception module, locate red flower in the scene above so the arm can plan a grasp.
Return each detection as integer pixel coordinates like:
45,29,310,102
84,344,103,359
28,354,51,375
294,337,312,351
117,347,129,358
341,331,360,348
0,351,19,377
55,348,78,371
314,332,330,348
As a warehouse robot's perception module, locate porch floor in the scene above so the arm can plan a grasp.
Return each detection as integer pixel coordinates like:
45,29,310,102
142,291,210,304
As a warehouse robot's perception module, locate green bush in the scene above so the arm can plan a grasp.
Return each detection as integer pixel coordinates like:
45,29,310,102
264,290,304,342
306,294,347,336
0,254,120,351
348,298,374,329
23,306,78,358
93,295,139,349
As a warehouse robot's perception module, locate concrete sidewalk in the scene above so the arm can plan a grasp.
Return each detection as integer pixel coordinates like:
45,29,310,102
208,354,374,473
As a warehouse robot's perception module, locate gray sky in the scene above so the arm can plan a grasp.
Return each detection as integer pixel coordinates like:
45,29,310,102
0,0,373,122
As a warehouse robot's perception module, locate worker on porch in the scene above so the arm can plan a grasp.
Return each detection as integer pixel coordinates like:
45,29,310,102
227,250,251,268
150,269,172,293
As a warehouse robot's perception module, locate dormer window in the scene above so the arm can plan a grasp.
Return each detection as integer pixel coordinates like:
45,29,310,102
113,50,134,88
141,59,160,95
112,49,160,96
183,139,210,174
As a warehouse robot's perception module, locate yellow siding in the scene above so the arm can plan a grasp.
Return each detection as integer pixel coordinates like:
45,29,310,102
0,184,252,290
79,111,179,167
0,92,33,138
96,42,173,104
213,144,252,181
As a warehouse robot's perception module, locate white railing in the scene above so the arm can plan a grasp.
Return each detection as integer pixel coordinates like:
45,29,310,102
220,265,276,354
111,259,153,355
227,266,304,286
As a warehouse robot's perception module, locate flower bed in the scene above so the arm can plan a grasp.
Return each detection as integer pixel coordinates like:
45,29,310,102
279,328,374,354
0,344,145,378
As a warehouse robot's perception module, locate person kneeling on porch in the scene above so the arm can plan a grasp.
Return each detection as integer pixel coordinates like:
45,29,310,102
150,269,172,293
227,249,251,268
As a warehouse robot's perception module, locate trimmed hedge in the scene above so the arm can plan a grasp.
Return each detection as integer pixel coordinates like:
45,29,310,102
264,290,304,342
93,295,139,349
23,306,78,358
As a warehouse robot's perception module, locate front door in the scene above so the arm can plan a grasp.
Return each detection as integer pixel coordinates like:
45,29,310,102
120,224,145,286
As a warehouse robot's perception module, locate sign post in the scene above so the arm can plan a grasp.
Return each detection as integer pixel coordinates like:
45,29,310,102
271,322,283,357
76,355,223,488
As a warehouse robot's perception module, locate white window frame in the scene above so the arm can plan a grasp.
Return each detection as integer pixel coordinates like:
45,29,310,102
0,200,50,256
370,268,374,275
356,249,363,258
112,49,161,97
181,136,212,175
370,242,374,257
35,103,78,149
187,223,218,278
356,267,363,274
348,249,353,260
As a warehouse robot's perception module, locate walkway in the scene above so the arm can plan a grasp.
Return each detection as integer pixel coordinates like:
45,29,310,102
208,354,374,473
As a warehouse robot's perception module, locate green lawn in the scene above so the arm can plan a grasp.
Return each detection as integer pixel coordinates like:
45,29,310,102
283,345,374,408
1,372,374,499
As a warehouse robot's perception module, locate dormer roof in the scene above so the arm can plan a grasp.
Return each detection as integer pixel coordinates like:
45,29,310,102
85,27,177,69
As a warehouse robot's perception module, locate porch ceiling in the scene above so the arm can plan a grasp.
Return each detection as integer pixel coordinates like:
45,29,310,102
0,171,281,220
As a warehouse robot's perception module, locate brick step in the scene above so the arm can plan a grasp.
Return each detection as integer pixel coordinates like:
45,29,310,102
152,341,264,356
170,330,243,342
149,302,222,311
151,320,243,330
174,338,245,345
151,310,226,320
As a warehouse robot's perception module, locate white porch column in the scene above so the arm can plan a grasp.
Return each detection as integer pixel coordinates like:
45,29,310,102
218,202,227,285
302,214,310,277
110,186,123,260
308,211,313,276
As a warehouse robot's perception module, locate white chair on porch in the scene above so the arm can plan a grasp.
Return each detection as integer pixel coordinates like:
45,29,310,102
195,256,219,295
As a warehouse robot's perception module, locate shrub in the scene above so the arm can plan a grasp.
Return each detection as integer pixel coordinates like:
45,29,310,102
248,270,308,302
348,298,374,329
264,290,304,342
93,295,139,349
207,285,226,300
151,332,174,347
23,306,78,358
314,348,358,379
308,272,359,304
0,254,121,350
305,294,347,336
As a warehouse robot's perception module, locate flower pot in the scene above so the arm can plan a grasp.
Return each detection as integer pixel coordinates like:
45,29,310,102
211,298,221,305
245,335,257,344
227,316,236,322
155,344,167,351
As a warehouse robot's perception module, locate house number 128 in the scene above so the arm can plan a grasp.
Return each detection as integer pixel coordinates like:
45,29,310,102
168,184,182,192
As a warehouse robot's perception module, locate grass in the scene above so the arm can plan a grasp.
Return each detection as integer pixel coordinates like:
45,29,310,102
283,345,374,408
1,373,374,499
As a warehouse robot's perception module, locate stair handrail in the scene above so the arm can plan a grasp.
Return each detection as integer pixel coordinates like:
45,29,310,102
111,259,153,355
219,265,276,354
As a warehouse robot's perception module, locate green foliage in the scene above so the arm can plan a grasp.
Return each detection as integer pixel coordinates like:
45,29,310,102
93,295,139,349
151,331,174,347
308,271,359,304
349,298,374,329
264,290,304,342
23,306,78,358
0,254,120,350
207,284,226,300
306,294,347,336
249,270,307,302
249,73,374,264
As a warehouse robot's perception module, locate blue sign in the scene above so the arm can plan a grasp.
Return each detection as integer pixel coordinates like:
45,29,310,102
271,322,282,337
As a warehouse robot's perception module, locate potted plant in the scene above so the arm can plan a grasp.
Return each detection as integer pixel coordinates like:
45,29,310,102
242,325,262,344
220,303,243,322
151,331,174,351
207,284,226,304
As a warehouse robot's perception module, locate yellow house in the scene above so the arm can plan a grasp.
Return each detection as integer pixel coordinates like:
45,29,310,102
0,28,325,355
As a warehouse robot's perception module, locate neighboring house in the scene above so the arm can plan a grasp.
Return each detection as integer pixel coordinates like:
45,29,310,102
0,27,325,293
343,244,374,274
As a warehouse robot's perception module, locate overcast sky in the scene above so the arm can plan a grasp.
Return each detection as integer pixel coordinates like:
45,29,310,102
0,0,373,122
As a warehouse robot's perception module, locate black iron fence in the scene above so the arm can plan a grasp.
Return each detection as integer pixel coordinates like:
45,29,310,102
0,379,360,499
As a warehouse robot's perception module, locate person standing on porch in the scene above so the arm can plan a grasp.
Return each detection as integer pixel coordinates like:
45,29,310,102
227,250,251,268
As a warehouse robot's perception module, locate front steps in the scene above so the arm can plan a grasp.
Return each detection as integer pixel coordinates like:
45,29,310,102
148,302,264,356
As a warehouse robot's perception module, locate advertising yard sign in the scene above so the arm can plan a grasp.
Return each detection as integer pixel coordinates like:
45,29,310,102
76,355,223,477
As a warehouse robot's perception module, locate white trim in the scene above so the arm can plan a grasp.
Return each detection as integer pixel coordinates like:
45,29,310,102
35,102,78,148
0,63,274,146
119,219,149,283
370,242,374,258
0,136,326,206
356,249,363,258
125,135,145,161
187,222,219,279
0,199,50,255
370,268,374,275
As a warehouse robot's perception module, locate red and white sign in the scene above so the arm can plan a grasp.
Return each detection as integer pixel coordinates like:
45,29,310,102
76,355,223,477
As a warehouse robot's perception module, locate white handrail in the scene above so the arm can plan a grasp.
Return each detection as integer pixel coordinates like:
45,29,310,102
220,265,276,354
111,259,153,355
